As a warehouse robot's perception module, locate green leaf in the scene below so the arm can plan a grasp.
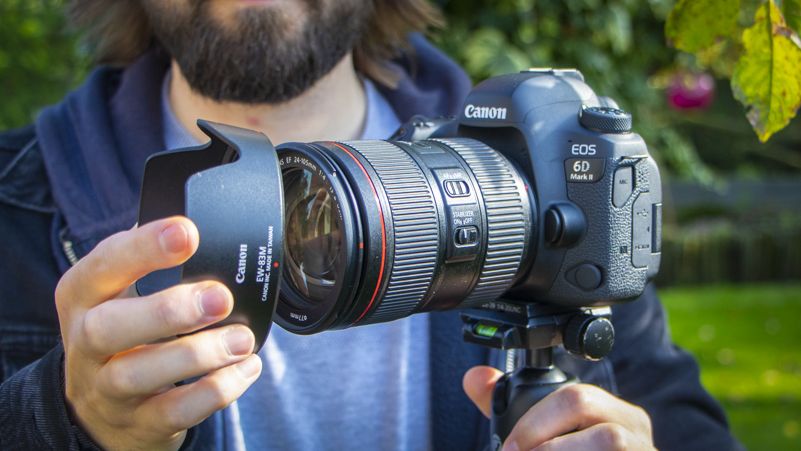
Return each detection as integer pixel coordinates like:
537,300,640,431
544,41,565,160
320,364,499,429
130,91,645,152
783,0,801,34
606,4,633,54
461,28,530,78
666,0,743,52
732,0,801,142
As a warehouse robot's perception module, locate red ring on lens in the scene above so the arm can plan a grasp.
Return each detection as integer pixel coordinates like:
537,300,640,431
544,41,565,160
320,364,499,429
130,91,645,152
331,142,386,323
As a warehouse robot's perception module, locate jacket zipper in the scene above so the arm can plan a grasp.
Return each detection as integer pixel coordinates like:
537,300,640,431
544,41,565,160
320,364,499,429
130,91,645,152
61,237,79,266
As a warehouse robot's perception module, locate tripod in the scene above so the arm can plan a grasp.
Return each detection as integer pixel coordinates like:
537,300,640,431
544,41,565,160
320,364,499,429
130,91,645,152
462,300,616,449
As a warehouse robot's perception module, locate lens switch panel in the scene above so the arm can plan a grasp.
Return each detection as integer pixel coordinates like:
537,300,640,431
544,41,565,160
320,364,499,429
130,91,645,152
430,168,484,263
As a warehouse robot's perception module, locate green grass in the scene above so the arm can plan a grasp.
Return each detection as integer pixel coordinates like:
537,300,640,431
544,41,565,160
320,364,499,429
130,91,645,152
661,284,801,450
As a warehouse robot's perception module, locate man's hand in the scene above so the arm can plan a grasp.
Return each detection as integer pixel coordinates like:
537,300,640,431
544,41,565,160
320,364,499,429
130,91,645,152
464,366,655,451
55,217,262,451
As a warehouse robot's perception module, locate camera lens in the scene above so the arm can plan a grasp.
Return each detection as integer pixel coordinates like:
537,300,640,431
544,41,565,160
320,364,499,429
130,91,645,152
275,139,534,334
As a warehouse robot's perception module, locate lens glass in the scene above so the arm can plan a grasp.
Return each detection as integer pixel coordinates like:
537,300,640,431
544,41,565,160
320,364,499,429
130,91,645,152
283,167,342,304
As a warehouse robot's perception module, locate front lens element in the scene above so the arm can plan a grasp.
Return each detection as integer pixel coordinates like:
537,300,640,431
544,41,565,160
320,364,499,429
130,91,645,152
283,167,343,305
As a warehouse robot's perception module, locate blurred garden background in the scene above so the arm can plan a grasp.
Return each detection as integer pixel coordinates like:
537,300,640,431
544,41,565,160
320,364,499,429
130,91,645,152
1,0,799,449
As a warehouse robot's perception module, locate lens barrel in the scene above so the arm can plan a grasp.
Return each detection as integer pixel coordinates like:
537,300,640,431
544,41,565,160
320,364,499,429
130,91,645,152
276,138,533,334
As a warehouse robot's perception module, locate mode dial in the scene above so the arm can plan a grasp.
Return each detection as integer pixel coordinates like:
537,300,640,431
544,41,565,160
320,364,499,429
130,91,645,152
579,105,632,134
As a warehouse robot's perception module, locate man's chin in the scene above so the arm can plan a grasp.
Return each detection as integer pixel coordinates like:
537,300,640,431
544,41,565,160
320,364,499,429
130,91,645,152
147,0,365,103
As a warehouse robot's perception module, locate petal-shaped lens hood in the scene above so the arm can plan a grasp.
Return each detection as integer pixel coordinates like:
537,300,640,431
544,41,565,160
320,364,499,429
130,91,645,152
136,120,283,351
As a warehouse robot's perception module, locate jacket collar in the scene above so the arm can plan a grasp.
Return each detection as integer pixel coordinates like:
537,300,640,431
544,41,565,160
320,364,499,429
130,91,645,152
35,50,168,258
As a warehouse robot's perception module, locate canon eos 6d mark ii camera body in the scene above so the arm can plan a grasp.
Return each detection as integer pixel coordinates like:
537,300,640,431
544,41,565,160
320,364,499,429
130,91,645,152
138,68,662,353
273,68,662,337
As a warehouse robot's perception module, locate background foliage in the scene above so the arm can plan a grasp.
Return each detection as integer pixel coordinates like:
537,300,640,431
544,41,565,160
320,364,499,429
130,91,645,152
0,0,87,130
667,0,801,142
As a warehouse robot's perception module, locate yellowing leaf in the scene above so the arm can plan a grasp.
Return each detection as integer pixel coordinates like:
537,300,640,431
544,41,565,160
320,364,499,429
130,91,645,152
666,0,742,53
732,1,801,142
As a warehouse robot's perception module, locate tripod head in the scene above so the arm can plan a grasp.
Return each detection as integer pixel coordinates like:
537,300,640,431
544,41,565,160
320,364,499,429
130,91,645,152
461,301,615,449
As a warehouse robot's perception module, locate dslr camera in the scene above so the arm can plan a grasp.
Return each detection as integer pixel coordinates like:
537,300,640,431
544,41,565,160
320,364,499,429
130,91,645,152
139,67,662,347
274,67,661,337
137,68,662,440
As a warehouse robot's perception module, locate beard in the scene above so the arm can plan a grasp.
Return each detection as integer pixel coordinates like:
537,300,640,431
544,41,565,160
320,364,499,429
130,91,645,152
141,0,371,104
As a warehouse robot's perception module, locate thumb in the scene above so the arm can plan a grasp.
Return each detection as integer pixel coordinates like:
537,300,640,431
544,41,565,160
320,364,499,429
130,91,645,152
463,365,505,418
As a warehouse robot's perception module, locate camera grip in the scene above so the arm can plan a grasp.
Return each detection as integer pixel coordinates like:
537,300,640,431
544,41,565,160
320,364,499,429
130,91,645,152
490,367,578,450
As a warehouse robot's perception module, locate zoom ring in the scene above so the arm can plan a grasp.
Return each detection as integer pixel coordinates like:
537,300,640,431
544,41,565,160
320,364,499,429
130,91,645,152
433,138,529,308
343,141,439,323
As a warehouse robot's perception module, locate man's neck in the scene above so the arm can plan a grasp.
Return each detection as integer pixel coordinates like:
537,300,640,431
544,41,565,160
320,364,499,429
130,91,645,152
168,53,367,144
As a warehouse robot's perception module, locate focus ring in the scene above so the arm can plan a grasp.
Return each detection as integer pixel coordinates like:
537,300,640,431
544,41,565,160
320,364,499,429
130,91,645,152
342,141,439,323
433,138,529,307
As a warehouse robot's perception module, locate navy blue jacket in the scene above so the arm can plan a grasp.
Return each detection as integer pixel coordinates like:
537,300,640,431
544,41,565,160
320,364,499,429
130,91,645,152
0,37,738,450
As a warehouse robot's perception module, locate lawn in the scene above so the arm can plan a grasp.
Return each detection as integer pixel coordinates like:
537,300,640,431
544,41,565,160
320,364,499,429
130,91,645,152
660,284,801,450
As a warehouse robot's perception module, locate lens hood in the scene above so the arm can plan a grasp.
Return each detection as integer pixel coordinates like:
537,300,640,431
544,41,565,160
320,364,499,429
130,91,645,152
136,120,284,351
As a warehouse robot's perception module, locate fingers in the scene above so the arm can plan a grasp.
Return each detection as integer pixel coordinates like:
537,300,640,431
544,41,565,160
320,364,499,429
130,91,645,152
505,384,653,451
532,422,654,451
97,324,255,398
56,217,199,310
463,365,505,418
144,354,263,434
79,281,232,357
463,369,651,450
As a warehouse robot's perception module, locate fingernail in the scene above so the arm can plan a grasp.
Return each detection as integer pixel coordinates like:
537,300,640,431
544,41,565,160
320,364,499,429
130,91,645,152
237,355,262,378
159,223,188,254
224,327,254,356
502,441,520,451
198,284,230,318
